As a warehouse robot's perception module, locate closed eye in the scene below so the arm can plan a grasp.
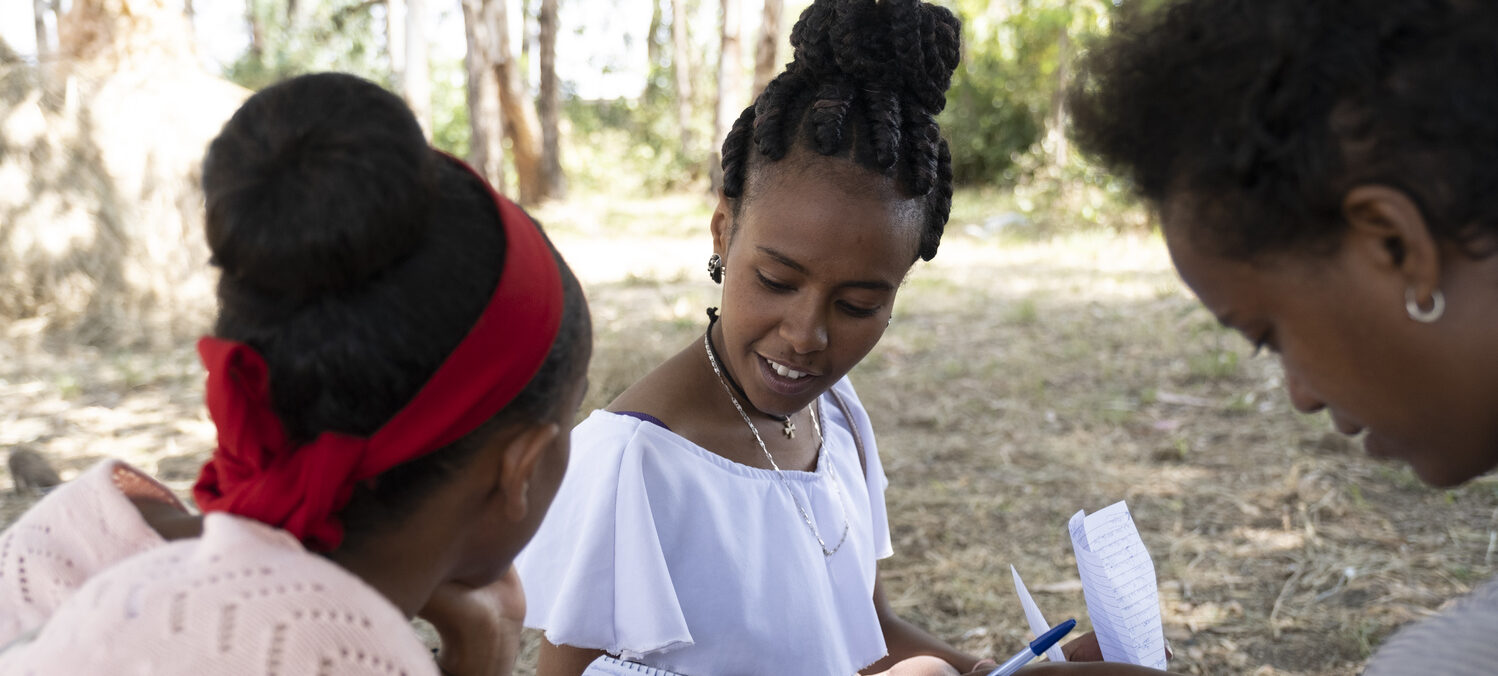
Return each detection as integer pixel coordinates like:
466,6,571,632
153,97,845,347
837,301,879,318
756,271,793,292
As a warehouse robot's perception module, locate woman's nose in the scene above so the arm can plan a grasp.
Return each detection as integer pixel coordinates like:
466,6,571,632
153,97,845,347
779,301,829,354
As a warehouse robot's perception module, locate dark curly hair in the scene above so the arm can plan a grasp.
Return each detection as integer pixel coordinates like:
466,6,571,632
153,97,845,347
201,72,591,548
1069,0,1498,260
720,0,961,262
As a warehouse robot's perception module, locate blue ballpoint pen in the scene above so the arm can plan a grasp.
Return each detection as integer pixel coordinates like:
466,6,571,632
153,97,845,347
985,618,1077,676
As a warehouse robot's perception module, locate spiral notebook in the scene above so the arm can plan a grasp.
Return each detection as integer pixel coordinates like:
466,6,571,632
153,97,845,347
582,655,689,676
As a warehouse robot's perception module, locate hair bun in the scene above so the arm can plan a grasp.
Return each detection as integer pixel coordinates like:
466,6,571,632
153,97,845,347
202,73,436,298
791,0,961,113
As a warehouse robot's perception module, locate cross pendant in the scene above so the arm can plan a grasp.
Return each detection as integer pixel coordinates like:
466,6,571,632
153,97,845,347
782,419,796,438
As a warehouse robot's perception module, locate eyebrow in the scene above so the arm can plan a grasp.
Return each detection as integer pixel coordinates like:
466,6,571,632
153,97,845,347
756,246,896,292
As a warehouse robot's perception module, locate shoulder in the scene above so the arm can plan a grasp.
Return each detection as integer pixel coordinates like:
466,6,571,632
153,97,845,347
1,513,436,675
1366,576,1498,675
0,459,179,645
604,340,715,428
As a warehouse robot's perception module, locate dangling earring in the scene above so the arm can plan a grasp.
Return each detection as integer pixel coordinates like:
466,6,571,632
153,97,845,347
1405,287,1445,323
707,253,725,284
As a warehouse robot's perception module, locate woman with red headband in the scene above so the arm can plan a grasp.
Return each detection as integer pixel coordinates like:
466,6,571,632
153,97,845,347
0,72,591,675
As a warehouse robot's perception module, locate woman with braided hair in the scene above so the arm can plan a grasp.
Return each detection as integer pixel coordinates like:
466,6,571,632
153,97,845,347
515,0,992,674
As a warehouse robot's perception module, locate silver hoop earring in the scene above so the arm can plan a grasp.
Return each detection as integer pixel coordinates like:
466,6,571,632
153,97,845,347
1405,288,1445,323
707,253,724,284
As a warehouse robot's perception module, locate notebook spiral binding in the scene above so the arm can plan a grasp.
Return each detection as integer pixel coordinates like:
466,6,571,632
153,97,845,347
582,655,688,676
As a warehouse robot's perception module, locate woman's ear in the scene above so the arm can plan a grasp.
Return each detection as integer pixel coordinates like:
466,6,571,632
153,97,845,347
495,422,561,522
710,194,734,256
1341,185,1442,299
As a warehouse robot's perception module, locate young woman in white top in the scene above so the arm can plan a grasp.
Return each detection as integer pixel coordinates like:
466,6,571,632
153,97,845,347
515,0,996,674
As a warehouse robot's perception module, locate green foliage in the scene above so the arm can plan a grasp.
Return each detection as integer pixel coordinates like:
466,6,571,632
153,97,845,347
226,0,393,91
562,96,704,195
940,0,1113,186
941,41,1044,186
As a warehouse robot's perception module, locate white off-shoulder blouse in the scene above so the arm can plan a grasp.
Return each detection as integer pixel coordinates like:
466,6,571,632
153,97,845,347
516,377,894,676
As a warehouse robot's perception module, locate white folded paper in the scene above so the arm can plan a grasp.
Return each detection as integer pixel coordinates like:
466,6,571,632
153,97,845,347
1010,500,1167,669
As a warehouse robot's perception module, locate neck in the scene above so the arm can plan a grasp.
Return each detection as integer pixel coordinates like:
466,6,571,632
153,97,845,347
706,314,791,423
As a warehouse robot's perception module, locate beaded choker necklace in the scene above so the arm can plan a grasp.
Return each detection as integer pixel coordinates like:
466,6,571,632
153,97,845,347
704,308,797,438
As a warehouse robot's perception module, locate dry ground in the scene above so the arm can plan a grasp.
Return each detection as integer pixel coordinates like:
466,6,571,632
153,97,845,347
3,192,1495,674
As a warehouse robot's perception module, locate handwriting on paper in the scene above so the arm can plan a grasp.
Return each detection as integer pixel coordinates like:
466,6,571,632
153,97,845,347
1068,501,1168,668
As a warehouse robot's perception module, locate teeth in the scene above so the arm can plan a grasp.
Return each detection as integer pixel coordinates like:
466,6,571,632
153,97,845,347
769,360,808,380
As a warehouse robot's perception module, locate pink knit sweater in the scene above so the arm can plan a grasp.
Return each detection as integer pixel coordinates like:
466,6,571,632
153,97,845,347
0,460,438,675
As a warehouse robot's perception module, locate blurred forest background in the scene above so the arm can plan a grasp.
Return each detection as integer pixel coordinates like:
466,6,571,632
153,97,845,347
3,2,1497,675
0,0,1148,343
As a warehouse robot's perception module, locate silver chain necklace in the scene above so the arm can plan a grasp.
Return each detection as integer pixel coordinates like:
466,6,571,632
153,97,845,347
703,334,850,557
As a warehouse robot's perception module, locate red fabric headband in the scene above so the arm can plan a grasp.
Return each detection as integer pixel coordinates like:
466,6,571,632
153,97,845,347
193,154,564,551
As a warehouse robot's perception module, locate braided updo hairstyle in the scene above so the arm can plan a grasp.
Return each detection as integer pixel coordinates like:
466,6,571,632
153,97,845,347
720,0,961,262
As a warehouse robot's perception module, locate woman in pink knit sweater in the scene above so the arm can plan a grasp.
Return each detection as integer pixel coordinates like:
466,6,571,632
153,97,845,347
0,72,592,675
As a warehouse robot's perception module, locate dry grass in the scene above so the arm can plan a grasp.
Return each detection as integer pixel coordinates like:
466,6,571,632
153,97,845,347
3,192,1495,674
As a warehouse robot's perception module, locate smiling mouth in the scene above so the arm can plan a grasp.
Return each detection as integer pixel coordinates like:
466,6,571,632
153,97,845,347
764,357,812,380
757,355,821,397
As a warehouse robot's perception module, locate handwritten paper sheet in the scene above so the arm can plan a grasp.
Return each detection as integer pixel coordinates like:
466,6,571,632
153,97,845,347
1068,501,1168,668
1011,565,1067,663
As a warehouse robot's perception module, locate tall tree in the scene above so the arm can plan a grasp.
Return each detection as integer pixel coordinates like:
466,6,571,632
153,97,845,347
712,0,743,190
33,0,53,63
538,0,565,198
1045,27,1072,164
751,0,782,97
463,0,546,204
404,0,432,133
32,0,57,101
670,0,696,164
495,0,545,204
462,0,505,190
387,0,406,90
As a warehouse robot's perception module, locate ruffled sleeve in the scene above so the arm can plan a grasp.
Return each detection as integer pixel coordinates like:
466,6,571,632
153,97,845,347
829,378,895,560
517,411,694,659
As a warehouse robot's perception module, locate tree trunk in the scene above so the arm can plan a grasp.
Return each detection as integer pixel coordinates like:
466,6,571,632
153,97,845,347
670,0,695,165
751,0,781,97
492,0,545,204
712,0,743,191
388,0,407,90
1045,26,1071,165
34,0,53,61
247,1,265,60
462,0,505,191
538,0,565,199
648,0,663,80
404,0,432,133
33,0,56,102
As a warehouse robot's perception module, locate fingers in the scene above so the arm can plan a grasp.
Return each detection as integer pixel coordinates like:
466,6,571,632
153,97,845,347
1061,631,1104,662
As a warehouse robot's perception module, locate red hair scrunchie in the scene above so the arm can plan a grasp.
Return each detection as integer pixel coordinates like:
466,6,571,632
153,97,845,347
193,155,564,551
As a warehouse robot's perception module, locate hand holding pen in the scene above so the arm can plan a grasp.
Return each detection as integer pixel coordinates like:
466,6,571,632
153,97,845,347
984,619,1076,676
